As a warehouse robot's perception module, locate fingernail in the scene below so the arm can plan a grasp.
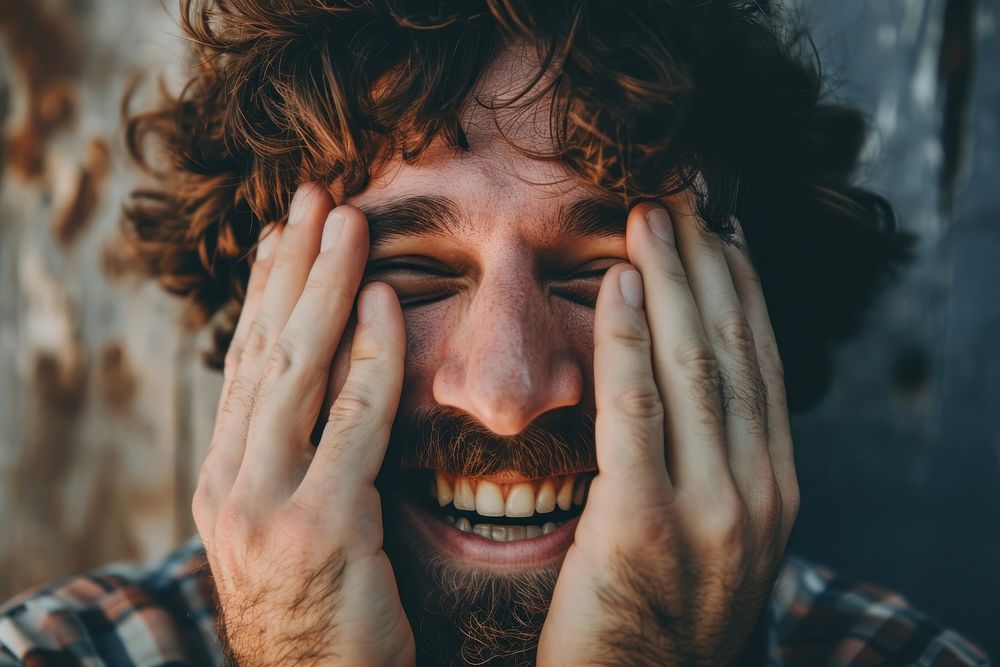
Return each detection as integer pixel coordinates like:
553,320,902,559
358,287,378,324
256,225,279,259
646,208,674,245
619,270,644,309
321,210,346,252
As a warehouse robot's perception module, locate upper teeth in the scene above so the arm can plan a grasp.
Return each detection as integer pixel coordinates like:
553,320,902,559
434,472,591,517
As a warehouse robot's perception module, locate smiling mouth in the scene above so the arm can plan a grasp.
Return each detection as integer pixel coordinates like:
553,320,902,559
390,469,596,560
403,470,595,543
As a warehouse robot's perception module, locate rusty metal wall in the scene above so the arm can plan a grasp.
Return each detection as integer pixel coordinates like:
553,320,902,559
0,0,996,660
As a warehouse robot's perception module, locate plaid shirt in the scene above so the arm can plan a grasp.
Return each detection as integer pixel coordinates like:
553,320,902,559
0,537,990,666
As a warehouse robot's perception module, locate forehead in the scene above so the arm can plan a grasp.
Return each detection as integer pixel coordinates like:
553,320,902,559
345,43,623,245
348,142,584,234
345,140,631,258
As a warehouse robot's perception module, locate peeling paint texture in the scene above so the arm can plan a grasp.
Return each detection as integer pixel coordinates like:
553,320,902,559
0,0,997,659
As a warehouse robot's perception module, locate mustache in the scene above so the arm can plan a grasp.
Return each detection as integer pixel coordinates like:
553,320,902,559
386,405,596,478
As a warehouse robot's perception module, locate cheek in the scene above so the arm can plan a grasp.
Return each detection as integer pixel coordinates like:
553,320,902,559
557,301,597,411
398,302,454,414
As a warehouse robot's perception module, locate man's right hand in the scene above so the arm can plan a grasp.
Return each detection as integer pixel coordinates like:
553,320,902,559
191,183,414,667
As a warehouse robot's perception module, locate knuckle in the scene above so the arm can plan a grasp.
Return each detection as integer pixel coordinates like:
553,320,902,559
674,341,721,385
713,316,757,360
241,318,271,363
328,387,374,424
261,338,331,389
696,491,749,551
270,244,300,274
351,331,391,363
216,498,254,542
347,364,395,398
614,383,665,421
261,340,295,384
607,317,652,352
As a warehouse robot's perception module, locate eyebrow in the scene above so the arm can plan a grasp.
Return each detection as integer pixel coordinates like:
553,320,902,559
362,194,628,247
556,197,629,238
364,195,463,247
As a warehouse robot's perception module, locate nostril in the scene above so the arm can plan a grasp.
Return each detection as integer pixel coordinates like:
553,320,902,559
431,322,584,435
468,401,537,437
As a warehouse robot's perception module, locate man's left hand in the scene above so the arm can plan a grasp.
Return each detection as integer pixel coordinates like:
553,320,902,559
537,196,799,666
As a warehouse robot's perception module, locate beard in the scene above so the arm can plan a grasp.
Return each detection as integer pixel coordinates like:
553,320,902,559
377,405,595,665
394,546,559,667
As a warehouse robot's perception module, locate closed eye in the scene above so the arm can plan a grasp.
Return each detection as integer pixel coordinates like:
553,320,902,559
365,258,462,308
569,267,611,280
550,264,615,308
367,259,458,277
365,259,620,309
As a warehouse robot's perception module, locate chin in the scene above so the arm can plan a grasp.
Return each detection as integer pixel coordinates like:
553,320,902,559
380,468,595,666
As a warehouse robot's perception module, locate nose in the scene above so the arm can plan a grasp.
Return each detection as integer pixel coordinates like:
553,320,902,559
432,274,583,436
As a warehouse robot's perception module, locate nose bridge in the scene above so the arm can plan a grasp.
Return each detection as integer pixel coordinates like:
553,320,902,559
433,257,582,435
468,269,545,389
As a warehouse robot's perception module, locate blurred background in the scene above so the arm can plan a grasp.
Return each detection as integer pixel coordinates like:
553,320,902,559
0,0,997,660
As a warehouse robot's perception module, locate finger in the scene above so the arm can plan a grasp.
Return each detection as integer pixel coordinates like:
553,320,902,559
205,184,332,504
592,263,673,504
666,194,773,496
239,205,369,493
294,281,405,508
222,223,282,393
625,202,734,496
236,182,334,372
200,224,283,514
722,221,798,542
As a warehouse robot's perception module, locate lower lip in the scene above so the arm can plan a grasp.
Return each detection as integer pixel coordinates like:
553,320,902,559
401,498,579,568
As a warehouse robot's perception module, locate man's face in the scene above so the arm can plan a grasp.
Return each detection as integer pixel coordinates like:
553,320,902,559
353,138,621,437
326,48,631,662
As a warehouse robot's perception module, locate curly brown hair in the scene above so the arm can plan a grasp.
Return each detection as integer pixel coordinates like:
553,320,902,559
124,0,913,413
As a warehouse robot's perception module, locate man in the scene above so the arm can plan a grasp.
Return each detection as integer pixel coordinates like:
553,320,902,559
0,0,991,665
